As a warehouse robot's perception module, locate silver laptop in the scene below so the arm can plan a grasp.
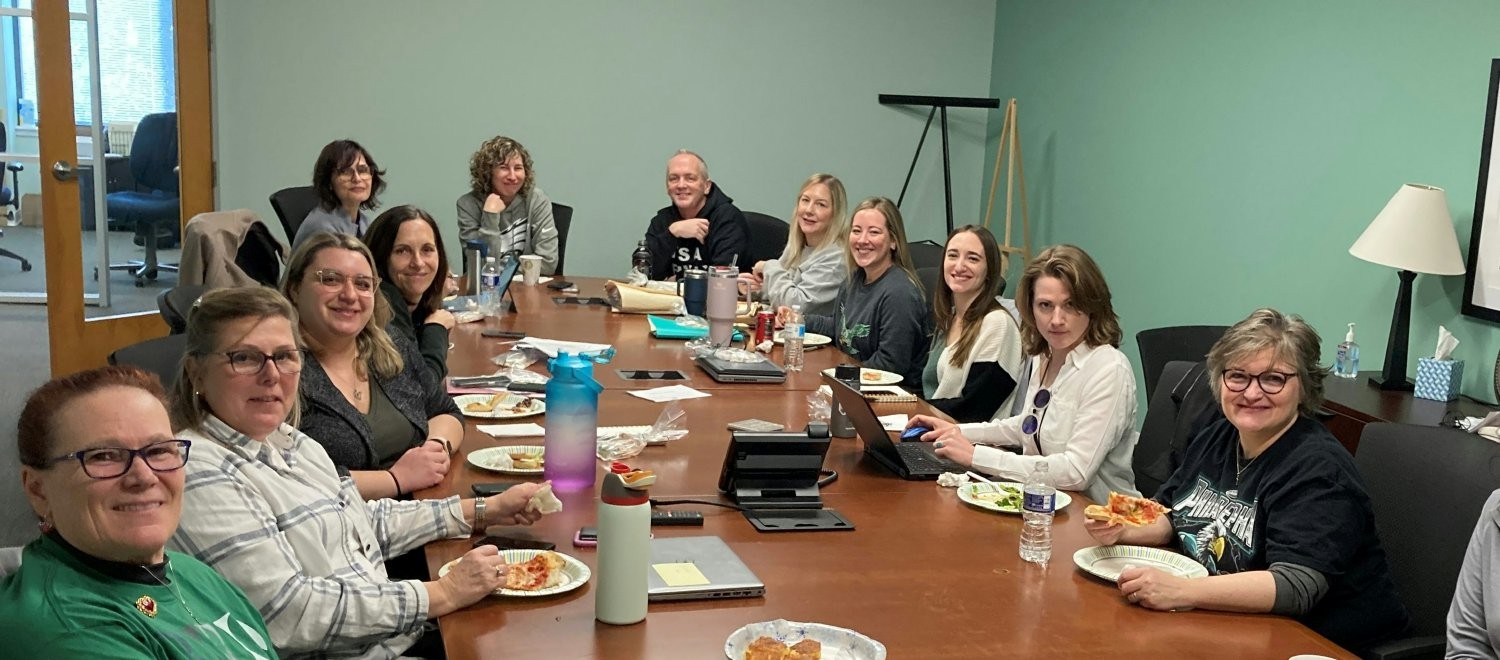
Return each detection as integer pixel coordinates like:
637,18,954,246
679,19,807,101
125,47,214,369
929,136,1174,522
646,536,765,601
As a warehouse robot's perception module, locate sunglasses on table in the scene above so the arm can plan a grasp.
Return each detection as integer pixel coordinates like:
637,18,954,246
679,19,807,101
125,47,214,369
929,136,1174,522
47,439,193,480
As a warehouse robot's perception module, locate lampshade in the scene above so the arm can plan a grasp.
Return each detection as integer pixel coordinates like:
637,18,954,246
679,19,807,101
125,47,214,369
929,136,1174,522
1349,183,1466,275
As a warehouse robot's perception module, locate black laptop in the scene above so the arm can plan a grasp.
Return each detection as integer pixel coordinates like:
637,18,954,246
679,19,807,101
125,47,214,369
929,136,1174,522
826,376,964,480
695,354,787,384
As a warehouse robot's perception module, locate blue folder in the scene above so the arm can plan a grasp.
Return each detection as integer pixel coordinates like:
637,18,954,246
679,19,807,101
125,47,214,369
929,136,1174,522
647,314,745,341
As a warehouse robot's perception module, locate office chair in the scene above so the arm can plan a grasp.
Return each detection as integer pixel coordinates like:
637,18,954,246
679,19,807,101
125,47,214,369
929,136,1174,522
916,265,941,303
157,284,206,334
551,202,573,275
106,112,180,287
743,212,789,266
1135,325,1231,400
268,186,320,242
0,122,31,272
1132,360,1221,498
907,239,943,271
1355,423,1500,660
106,334,188,390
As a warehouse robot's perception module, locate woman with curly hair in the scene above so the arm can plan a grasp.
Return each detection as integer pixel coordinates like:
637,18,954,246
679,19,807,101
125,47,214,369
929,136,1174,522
455,136,560,274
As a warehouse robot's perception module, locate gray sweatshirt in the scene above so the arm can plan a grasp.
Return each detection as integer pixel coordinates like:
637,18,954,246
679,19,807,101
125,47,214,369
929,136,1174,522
760,241,848,317
1448,489,1500,659
456,187,560,275
806,266,930,388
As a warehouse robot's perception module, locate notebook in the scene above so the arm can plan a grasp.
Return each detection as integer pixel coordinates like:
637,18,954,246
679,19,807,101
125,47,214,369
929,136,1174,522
646,315,745,341
647,536,765,601
826,376,964,480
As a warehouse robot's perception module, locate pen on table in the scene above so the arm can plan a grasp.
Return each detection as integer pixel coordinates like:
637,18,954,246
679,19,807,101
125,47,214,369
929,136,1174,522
965,471,995,484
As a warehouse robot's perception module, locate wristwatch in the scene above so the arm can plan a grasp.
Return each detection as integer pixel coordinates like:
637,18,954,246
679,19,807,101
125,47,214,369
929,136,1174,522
429,437,455,456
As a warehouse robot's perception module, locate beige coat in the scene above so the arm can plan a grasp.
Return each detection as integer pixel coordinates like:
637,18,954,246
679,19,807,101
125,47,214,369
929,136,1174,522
178,209,283,287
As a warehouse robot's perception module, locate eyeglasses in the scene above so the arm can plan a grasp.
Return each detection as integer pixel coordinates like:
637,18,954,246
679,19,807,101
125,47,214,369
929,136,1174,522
221,348,305,375
1222,369,1297,395
336,165,373,180
48,439,192,480
1019,388,1052,456
311,269,377,295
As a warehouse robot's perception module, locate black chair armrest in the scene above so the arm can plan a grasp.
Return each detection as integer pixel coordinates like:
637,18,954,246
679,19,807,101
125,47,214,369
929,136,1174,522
6,162,22,172
1366,635,1445,660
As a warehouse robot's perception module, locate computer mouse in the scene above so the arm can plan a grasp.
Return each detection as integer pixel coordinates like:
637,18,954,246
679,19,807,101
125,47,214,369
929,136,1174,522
900,425,932,441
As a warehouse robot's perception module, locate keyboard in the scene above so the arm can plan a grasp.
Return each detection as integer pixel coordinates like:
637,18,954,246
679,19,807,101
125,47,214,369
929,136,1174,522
895,442,961,473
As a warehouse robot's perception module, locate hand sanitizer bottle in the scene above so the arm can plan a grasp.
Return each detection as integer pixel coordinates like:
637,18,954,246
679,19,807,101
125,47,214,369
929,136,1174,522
1334,323,1359,379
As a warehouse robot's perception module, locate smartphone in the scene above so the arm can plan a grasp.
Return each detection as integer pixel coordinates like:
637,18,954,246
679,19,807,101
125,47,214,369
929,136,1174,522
546,280,575,290
474,535,556,551
573,526,598,548
481,329,526,339
471,482,520,496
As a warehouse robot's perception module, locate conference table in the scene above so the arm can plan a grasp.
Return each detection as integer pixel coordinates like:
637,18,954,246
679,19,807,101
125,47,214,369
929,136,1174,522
419,278,1352,659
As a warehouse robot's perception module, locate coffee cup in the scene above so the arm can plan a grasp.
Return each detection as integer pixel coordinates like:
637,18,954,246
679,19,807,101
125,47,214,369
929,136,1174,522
519,254,543,285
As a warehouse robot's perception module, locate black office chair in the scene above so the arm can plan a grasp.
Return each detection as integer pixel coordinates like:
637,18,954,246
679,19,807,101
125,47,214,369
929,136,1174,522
157,284,206,334
551,202,573,275
916,266,941,303
1136,325,1230,401
0,122,31,272
907,239,943,271
1133,360,1221,498
107,334,188,390
1355,423,1500,659
106,112,179,286
744,212,789,266
268,185,320,243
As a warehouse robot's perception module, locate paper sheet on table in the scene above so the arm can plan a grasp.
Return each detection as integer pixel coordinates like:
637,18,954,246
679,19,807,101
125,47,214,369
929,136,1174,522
512,275,553,285
516,337,613,358
878,414,909,432
477,423,546,437
628,385,711,403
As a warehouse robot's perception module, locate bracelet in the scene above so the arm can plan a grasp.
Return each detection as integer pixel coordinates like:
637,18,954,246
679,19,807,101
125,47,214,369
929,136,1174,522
388,469,403,496
473,497,486,532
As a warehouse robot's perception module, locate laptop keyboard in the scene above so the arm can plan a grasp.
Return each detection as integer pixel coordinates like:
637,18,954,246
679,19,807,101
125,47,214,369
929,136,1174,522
894,442,960,472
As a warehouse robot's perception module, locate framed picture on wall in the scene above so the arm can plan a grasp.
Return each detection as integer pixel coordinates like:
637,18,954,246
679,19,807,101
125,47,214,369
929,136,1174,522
1463,59,1500,322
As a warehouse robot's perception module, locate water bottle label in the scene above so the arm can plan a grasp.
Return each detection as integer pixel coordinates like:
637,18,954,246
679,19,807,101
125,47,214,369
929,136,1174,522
482,274,501,287
1023,492,1054,513
790,324,805,339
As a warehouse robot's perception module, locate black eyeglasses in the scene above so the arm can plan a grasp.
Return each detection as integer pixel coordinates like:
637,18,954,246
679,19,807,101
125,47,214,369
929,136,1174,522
220,349,304,375
47,439,192,480
1019,388,1052,455
1222,369,1297,395
311,269,377,295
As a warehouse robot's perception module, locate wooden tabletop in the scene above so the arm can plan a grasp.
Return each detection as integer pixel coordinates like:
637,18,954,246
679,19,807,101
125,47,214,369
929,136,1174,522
420,278,1353,659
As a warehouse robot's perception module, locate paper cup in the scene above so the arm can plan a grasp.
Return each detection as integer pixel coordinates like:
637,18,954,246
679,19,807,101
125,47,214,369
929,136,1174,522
519,255,543,285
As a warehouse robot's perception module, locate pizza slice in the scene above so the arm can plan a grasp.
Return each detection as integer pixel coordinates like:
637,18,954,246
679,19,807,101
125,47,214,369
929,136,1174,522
504,551,567,591
1084,491,1171,527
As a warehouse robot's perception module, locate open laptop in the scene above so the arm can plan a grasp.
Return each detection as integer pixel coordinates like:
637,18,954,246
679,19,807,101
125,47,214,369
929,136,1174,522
695,353,787,383
826,376,964,480
442,254,522,312
646,536,765,601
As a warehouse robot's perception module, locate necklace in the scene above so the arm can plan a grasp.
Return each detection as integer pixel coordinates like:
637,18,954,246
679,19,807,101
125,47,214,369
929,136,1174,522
1235,444,1258,484
146,562,204,626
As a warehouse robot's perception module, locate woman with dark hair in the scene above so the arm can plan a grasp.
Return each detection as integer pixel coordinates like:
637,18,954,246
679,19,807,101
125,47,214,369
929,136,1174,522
364,205,455,379
291,139,387,250
282,232,463,500
1085,308,1408,655
907,244,1138,504
456,136,559,274
922,225,1024,422
0,365,271,657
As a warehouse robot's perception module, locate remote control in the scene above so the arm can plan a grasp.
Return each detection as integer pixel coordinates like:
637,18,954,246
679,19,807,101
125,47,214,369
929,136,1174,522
650,510,705,526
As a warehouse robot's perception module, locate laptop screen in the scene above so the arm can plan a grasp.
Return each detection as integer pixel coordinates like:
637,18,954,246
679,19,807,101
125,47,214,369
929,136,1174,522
826,376,903,459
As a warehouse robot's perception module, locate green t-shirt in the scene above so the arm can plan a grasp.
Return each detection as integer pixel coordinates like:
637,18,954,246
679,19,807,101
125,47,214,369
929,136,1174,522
0,534,272,659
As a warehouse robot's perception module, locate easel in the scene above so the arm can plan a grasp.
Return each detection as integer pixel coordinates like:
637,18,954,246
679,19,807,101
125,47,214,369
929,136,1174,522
982,98,1031,273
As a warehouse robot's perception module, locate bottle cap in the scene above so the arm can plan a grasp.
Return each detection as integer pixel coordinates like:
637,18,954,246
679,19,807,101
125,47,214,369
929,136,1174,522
610,462,631,474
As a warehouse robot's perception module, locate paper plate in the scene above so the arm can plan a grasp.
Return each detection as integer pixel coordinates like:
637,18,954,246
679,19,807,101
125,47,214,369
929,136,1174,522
438,549,590,597
455,393,547,419
956,482,1073,514
775,331,833,347
467,445,545,475
1073,545,1208,582
821,367,902,386
725,619,886,660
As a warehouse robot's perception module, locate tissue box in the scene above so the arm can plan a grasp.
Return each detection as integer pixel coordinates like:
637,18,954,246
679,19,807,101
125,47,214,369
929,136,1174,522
1414,358,1464,402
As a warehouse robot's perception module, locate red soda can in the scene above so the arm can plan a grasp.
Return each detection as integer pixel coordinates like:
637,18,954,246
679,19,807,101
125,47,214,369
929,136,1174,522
754,310,776,344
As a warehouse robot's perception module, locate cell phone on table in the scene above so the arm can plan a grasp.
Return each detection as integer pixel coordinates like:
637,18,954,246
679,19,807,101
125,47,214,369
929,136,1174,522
573,526,598,547
481,329,526,339
474,535,556,552
471,482,520,496
547,280,576,290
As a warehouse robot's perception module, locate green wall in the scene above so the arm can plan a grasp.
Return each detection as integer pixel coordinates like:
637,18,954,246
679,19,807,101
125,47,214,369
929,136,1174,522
212,0,998,275
989,1,1500,404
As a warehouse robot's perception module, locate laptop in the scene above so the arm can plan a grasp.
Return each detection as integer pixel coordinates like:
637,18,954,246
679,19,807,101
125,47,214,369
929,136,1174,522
442,254,522,312
695,354,787,383
646,536,765,601
826,376,964,480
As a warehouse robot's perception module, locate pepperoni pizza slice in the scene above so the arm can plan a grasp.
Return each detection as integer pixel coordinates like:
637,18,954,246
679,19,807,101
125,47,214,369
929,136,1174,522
1084,491,1171,527
505,551,567,591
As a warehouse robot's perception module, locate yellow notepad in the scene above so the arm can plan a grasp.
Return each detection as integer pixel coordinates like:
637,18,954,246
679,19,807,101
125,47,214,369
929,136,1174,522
652,562,711,587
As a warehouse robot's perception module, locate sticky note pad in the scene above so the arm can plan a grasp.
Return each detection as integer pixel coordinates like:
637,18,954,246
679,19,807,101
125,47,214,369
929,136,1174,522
652,562,710,587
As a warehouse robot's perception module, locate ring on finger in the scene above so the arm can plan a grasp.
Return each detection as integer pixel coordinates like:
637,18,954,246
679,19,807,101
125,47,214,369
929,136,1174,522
494,565,504,577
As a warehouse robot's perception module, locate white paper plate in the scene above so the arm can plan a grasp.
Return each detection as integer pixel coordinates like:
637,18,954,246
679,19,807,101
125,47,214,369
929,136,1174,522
775,331,832,347
956,482,1073,514
820,367,902,386
438,549,590,597
1073,545,1208,582
467,445,545,475
455,393,547,419
725,619,886,660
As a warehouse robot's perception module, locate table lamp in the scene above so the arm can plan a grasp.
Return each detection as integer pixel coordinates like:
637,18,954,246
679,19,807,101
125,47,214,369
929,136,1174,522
1348,183,1466,390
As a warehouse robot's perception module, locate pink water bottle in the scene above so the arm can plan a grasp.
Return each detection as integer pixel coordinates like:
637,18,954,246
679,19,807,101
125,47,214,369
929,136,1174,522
543,352,604,493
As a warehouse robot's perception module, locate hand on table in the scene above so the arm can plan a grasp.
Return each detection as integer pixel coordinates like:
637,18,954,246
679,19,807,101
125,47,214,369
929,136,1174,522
1118,566,1195,611
427,308,457,330
484,482,548,526
391,442,450,492
438,544,508,608
928,426,976,467
906,414,956,440
669,218,710,241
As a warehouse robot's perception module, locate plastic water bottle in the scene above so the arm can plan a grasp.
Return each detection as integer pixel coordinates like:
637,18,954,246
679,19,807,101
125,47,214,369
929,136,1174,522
543,352,604,493
1020,462,1055,565
596,462,652,625
480,256,502,316
783,304,805,372
630,240,652,283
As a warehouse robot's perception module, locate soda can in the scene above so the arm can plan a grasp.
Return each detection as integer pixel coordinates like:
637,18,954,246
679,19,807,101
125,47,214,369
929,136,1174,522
754,310,776,344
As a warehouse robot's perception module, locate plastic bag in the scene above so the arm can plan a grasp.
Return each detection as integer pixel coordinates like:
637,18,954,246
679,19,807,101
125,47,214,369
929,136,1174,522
597,402,690,461
806,388,831,424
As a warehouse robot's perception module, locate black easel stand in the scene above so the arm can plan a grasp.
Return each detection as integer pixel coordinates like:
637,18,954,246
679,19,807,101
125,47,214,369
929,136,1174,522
879,94,1000,235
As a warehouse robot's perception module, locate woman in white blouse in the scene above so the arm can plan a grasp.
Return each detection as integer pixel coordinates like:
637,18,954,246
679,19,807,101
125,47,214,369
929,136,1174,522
168,286,550,659
922,225,1024,422
907,244,1139,503
738,173,849,317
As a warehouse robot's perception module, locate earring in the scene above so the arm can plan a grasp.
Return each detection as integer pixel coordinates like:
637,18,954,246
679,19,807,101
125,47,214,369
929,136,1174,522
37,518,52,534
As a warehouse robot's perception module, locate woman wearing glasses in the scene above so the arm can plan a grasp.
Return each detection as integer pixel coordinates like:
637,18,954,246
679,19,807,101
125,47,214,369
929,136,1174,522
906,244,1138,504
0,366,271,657
922,225,1024,423
168,287,547,658
456,136,560,274
291,139,387,251
283,233,464,500
364,205,456,379
1082,308,1407,655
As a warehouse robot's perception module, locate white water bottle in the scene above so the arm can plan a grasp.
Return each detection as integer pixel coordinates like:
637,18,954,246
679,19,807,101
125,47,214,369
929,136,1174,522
1019,462,1055,565
480,257,502,316
596,463,652,625
783,304,805,372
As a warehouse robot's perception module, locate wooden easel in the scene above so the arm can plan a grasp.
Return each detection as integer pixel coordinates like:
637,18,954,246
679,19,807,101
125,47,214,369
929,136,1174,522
982,99,1031,272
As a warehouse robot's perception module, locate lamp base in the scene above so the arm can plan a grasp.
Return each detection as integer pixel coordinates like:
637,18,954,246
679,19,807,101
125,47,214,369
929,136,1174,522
1369,375,1414,391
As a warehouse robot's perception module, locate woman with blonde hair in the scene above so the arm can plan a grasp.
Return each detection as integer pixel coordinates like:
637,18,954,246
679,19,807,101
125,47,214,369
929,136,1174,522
739,173,850,316
456,136,560,274
281,232,463,500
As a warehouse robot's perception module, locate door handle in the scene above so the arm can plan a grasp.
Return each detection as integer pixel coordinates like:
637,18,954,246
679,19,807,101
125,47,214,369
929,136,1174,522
51,160,77,182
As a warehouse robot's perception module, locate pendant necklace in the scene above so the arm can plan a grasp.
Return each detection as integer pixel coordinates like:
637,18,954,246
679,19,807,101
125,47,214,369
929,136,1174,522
146,562,204,626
